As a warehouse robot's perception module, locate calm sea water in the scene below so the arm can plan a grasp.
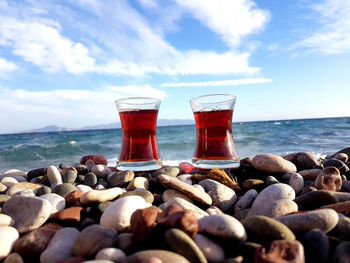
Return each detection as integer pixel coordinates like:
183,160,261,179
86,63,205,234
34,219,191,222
0,117,349,173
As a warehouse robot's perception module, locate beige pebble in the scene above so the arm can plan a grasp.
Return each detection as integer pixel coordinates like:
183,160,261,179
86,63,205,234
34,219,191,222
127,177,149,191
80,187,125,204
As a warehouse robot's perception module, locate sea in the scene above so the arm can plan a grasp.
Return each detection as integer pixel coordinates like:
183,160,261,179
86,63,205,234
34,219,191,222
1,117,349,173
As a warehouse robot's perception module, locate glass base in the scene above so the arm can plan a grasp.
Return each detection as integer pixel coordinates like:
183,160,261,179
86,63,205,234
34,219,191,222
192,158,240,169
117,159,162,171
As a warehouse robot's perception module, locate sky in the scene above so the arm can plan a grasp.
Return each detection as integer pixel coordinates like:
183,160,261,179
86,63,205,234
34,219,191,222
0,0,350,134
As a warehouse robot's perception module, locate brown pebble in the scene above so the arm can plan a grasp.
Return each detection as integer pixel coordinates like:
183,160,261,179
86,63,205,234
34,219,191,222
51,206,83,223
334,153,348,162
141,257,163,263
315,167,342,191
299,169,322,180
130,206,160,241
157,204,198,237
254,240,305,263
4,253,24,263
65,190,84,206
242,179,265,191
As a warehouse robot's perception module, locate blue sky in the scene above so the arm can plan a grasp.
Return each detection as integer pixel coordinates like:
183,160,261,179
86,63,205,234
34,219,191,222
0,0,349,133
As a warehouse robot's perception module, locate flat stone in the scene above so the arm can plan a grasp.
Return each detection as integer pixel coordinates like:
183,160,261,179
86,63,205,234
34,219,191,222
315,167,342,191
248,183,295,216
294,190,338,209
301,229,329,263
164,228,207,263
252,154,297,173
51,206,83,224
40,227,80,263
198,214,247,241
39,193,66,215
193,234,225,262
242,215,295,244
333,242,350,263
0,213,14,226
47,165,63,189
100,196,149,232
73,224,118,258
123,250,190,263
160,197,208,218
6,182,42,196
157,204,198,238
234,189,258,212
14,223,62,257
284,152,319,170
122,190,154,204
127,177,149,191
255,240,304,263
2,195,51,233
198,179,237,212
0,226,19,260
277,208,339,233
157,174,212,206
80,187,125,204
95,248,126,262
162,189,193,203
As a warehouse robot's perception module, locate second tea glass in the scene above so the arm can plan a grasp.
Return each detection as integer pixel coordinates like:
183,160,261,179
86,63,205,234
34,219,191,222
190,94,240,169
116,97,162,171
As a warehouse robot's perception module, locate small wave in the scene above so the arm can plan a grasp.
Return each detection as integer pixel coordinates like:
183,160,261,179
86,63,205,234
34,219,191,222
274,122,281,125
13,144,23,149
70,141,76,145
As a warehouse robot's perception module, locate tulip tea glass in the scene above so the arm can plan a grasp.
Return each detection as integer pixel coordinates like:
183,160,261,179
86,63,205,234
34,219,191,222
116,97,162,171
190,94,240,169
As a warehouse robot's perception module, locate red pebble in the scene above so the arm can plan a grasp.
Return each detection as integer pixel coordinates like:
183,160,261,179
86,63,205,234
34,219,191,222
179,162,196,174
51,206,83,223
65,190,84,206
80,155,107,165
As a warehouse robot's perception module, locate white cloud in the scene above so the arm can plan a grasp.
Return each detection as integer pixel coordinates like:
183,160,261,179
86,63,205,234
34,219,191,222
0,85,167,133
294,0,350,54
161,78,272,87
0,0,269,76
0,57,18,75
174,0,270,47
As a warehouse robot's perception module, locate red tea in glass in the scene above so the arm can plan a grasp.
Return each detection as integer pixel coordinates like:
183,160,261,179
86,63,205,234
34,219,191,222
190,94,239,168
116,97,162,171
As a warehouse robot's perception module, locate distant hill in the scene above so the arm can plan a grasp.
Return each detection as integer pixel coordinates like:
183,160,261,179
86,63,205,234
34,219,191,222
22,119,195,133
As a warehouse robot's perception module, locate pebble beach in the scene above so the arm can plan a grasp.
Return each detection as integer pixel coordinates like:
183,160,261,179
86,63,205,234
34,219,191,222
1,148,350,263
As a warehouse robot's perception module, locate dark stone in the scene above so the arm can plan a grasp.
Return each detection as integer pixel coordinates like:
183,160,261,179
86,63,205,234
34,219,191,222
97,201,113,214
36,186,52,196
76,175,85,183
234,242,261,262
329,217,350,241
108,170,135,187
294,190,338,210
152,166,180,177
83,172,97,187
52,183,77,198
74,164,89,175
301,229,329,263
284,152,320,171
31,175,50,186
324,158,349,175
27,168,47,180
333,242,350,263
333,147,350,158
62,170,77,184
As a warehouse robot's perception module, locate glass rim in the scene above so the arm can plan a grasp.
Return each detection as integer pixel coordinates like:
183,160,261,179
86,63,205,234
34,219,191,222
190,94,236,105
115,97,161,106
